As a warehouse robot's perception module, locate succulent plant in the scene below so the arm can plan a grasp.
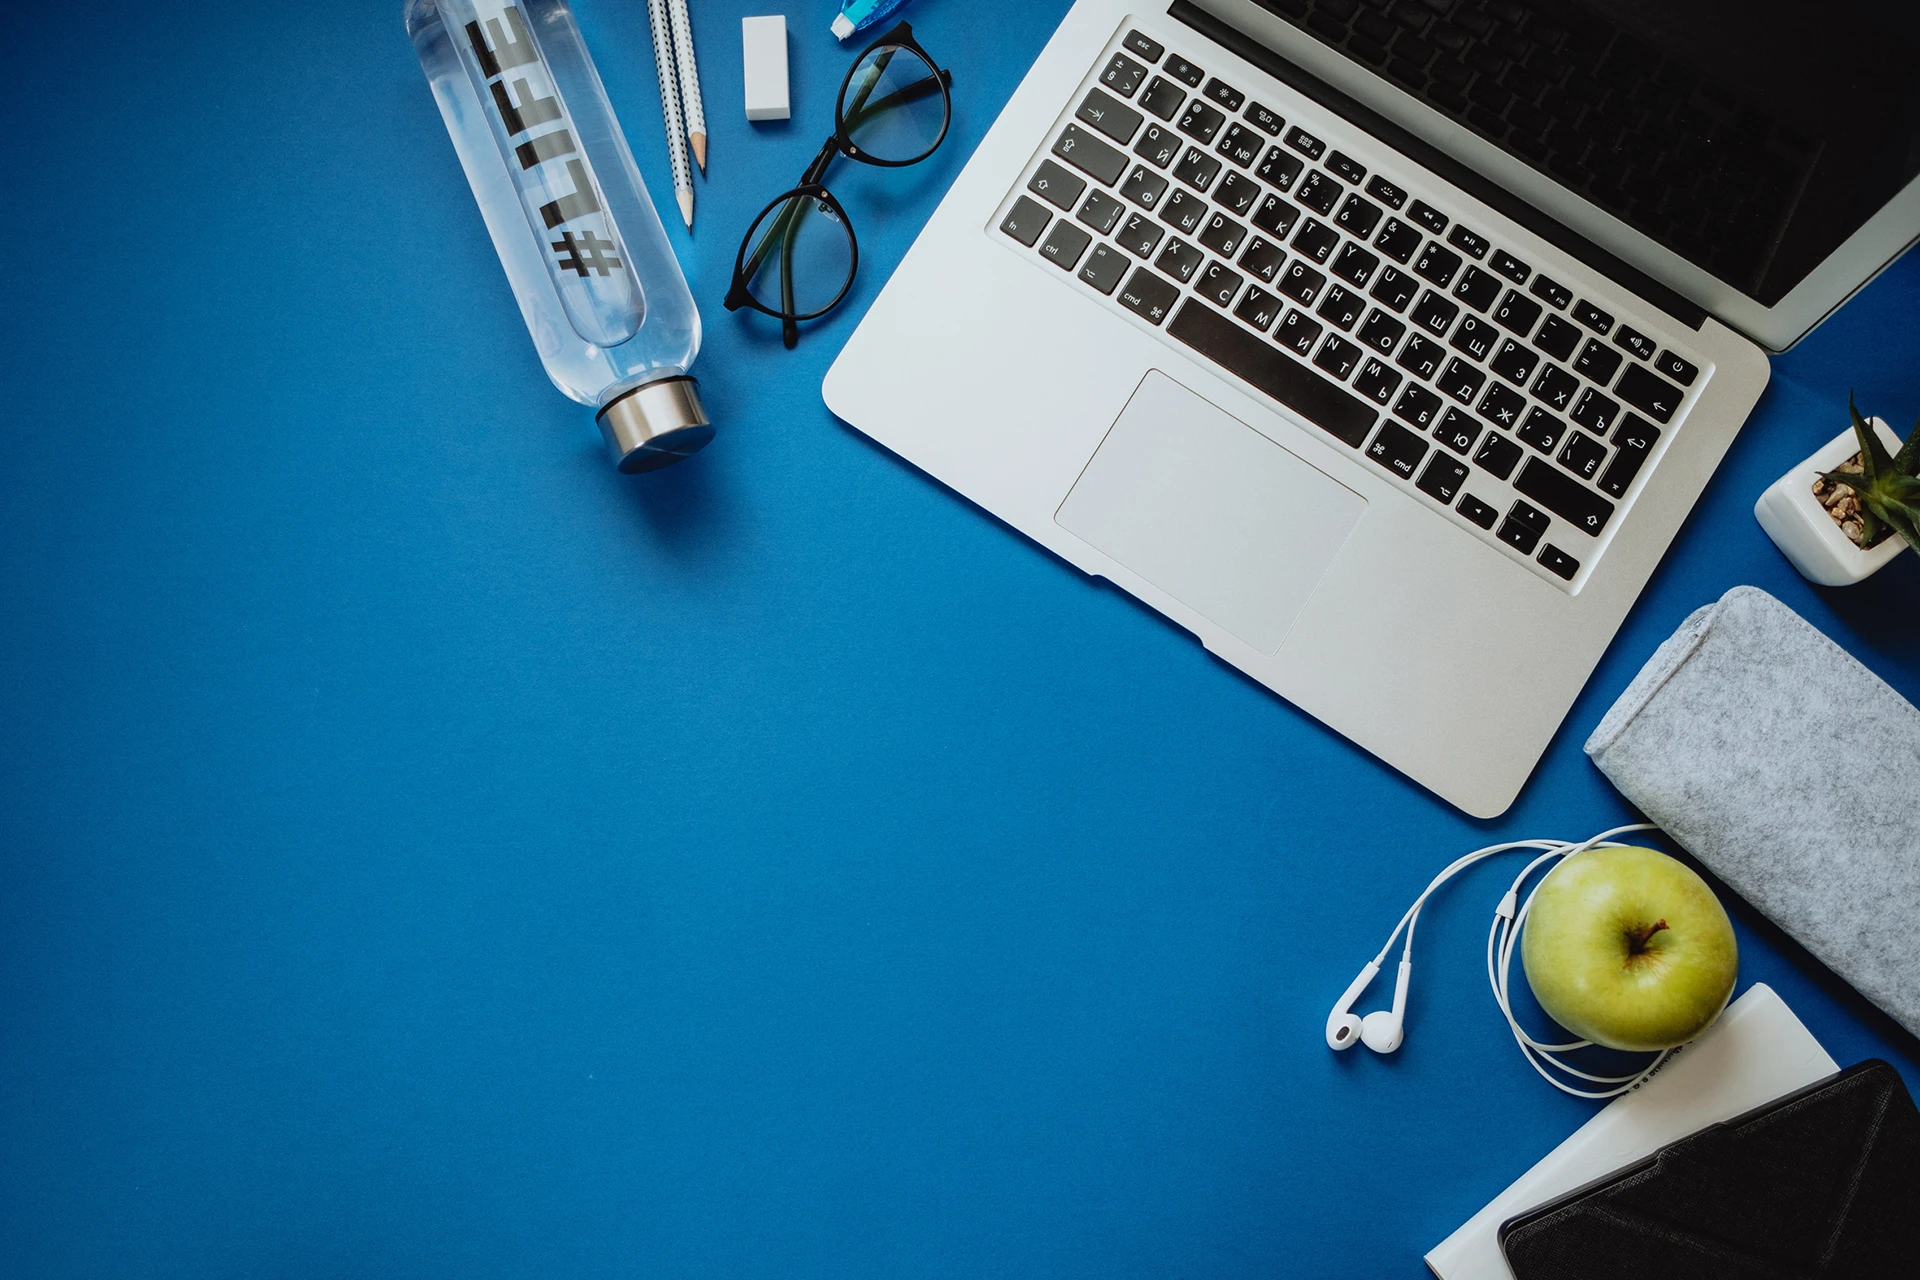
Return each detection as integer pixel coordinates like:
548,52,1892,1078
1818,394,1920,555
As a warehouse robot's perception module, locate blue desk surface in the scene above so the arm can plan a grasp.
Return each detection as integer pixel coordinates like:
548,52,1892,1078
4,2,1917,1275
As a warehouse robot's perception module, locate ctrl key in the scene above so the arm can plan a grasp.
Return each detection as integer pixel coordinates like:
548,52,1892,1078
1117,267,1180,325
1000,196,1052,247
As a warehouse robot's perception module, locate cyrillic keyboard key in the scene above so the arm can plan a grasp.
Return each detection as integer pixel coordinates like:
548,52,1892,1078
1489,339,1539,386
1434,407,1481,455
1315,334,1364,381
1369,266,1418,312
1614,362,1683,424
1417,455,1470,504
1277,260,1326,305
1115,212,1164,258
1117,268,1179,325
1473,431,1522,479
1167,300,1377,446
1054,125,1128,185
1516,406,1566,453
1027,159,1087,211
1569,388,1619,437
1366,420,1430,479
1292,218,1340,264
1159,189,1207,235
1076,89,1144,145
1154,237,1204,283
1598,413,1659,497
1234,285,1282,331
1532,363,1579,412
1357,309,1405,353
1477,382,1526,431
1274,307,1322,357
1558,430,1607,481
1119,164,1171,210
1411,290,1458,336
1214,171,1261,215
1331,242,1380,288
1215,122,1263,168
1316,284,1364,331
1079,243,1129,295
1395,383,1443,430
1437,357,1486,404
1173,146,1223,191
1134,123,1181,168
1038,221,1092,270
1514,458,1614,536
1197,211,1247,257
1238,236,1286,283
1257,146,1304,190
1195,260,1245,308
1252,193,1299,238
1353,357,1402,404
1396,333,1444,380
1450,315,1498,361
999,196,1051,247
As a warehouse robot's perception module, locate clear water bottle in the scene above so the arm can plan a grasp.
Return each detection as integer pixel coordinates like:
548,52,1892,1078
407,0,710,472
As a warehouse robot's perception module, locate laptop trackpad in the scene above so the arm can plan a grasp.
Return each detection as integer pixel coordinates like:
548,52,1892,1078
1056,371,1365,655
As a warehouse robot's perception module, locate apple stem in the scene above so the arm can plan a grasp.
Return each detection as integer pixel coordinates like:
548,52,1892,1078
1625,919,1671,955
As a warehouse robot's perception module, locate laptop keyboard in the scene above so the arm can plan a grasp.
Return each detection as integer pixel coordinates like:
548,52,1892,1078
991,23,1709,589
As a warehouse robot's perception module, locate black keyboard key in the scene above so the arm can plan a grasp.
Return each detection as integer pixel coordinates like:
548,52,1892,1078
1531,363,1579,412
1054,125,1128,185
999,196,1051,247
1408,199,1448,234
1296,169,1344,215
1038,220,1092,270
1366,419,1430,479
1447,225,1490,259
1354,356,1402,404
1315,334,1364,380
1614,362,1683,424
1076,89,1144,145
1569,388,1619,437
1477,382,1526,431
1173,146,1223,192
1437,357,1486,404
1369,266,1418,313
1203,77,1245,112
1534,314,1580,361
1514,458,1614,536
1489,249,1530,284
1530,275,1572,309
1154,237,1204,283
1251,194,1299,239
1452,265,1502,312
1598,413,1658,497
1434,407,1481,455
1291,218,1340,264
1316,284,1365,331
1489,338,1539,386
1277,260,1326,305
1450,314,1498,361
1197,211,1247,257
1274,307,1323,356
1331,242,1380,288
1134,122,1181,169
1492,290,1543,336
1196,259,1245,308
1234,284,1282,331
1117,268,1179,325
1395,383,1443,430
1538,544,1579,580
1119,164,1172,210
1326,151,1365,186
1122,30,1165,62
1458,493,1499,528
1164,55,1205,88
1138,76,1186,123
1257,146,1305,190
1516,406,1567,453
1357,309,1405,353
1396,333,1445,380
1115,212,1165,258
1238,236,1286,284
1655,350,1699,386
1497,500,1549,553
1414,241,1462,287
1613,325,1658,361
1215,171,1261,216
1078,242,1129,295
1573,299,1613,334
1177,99,1227,144
1167,301,1376,445
1245,101,1285,135
1366,175,1408,208
1286,126,1325,159
1473,431,1523,479
1373,217,1423,264
1216,122,1263,168
1335,198,1385,244
1100,52,1149,98
1076,190,1126,236
1558,430,1607,481
1158,189,1207,235
1417,454,1471,504
1027,159,1087,211
1411,289,1458,336
1573,338,1623,385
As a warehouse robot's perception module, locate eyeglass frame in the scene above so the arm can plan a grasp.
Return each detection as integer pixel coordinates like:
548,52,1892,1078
723,22,954,348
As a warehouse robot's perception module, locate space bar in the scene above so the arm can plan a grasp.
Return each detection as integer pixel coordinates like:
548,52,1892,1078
1167,301,1377,447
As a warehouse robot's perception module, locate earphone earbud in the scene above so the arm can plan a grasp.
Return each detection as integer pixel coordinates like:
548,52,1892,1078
1324,960,1380,1050
1359,959,1412,1053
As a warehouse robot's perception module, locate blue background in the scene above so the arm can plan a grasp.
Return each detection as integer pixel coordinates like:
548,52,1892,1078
3,1,1917,1275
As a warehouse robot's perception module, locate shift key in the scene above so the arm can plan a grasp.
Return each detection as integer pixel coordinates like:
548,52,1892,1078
1052,124,1128,186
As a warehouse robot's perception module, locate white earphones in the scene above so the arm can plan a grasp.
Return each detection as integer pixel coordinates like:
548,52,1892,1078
1324,823,1727,1099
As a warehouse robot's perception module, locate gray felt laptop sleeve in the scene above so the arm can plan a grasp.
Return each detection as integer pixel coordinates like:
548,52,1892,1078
1585,586,1920,1039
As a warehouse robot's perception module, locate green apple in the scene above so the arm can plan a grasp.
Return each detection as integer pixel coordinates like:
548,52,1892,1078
1521,846,1737,1053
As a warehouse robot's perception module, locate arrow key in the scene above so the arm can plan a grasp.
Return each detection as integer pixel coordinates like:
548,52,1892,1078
1614,362,1682,424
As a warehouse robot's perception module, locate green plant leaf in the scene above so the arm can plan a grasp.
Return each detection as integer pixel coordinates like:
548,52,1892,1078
1817,468,1870,494
1849,393,1895,483
1894,412,1920,478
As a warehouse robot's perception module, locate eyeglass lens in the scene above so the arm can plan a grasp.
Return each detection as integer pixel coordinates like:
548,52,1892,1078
740,194,856,319
840,45,947,164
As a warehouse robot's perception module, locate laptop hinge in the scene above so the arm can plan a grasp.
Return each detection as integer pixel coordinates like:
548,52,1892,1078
1168,0,1710,331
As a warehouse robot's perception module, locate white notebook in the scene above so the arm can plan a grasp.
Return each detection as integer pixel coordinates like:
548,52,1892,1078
1425,983,1837,1279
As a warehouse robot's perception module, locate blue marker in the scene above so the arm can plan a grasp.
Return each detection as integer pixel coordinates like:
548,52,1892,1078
831,0,922,41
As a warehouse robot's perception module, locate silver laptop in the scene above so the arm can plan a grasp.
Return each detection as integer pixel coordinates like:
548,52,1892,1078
823,0,1920,816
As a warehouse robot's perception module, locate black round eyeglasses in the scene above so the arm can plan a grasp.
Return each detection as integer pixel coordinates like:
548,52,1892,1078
723,23,953,349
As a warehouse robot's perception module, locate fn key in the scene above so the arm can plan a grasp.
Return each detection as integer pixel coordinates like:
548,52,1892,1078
1000,196,1052,247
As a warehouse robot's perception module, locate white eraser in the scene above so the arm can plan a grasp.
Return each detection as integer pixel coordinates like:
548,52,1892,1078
741,16,790,122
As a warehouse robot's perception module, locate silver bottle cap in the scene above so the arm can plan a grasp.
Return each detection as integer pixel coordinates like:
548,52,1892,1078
596,376,713,473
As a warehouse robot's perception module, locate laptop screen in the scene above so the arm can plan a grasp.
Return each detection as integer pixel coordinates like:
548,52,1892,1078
1261,0,1920,306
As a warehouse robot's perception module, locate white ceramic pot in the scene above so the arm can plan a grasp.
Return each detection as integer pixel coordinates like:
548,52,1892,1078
1754,416,1910,586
